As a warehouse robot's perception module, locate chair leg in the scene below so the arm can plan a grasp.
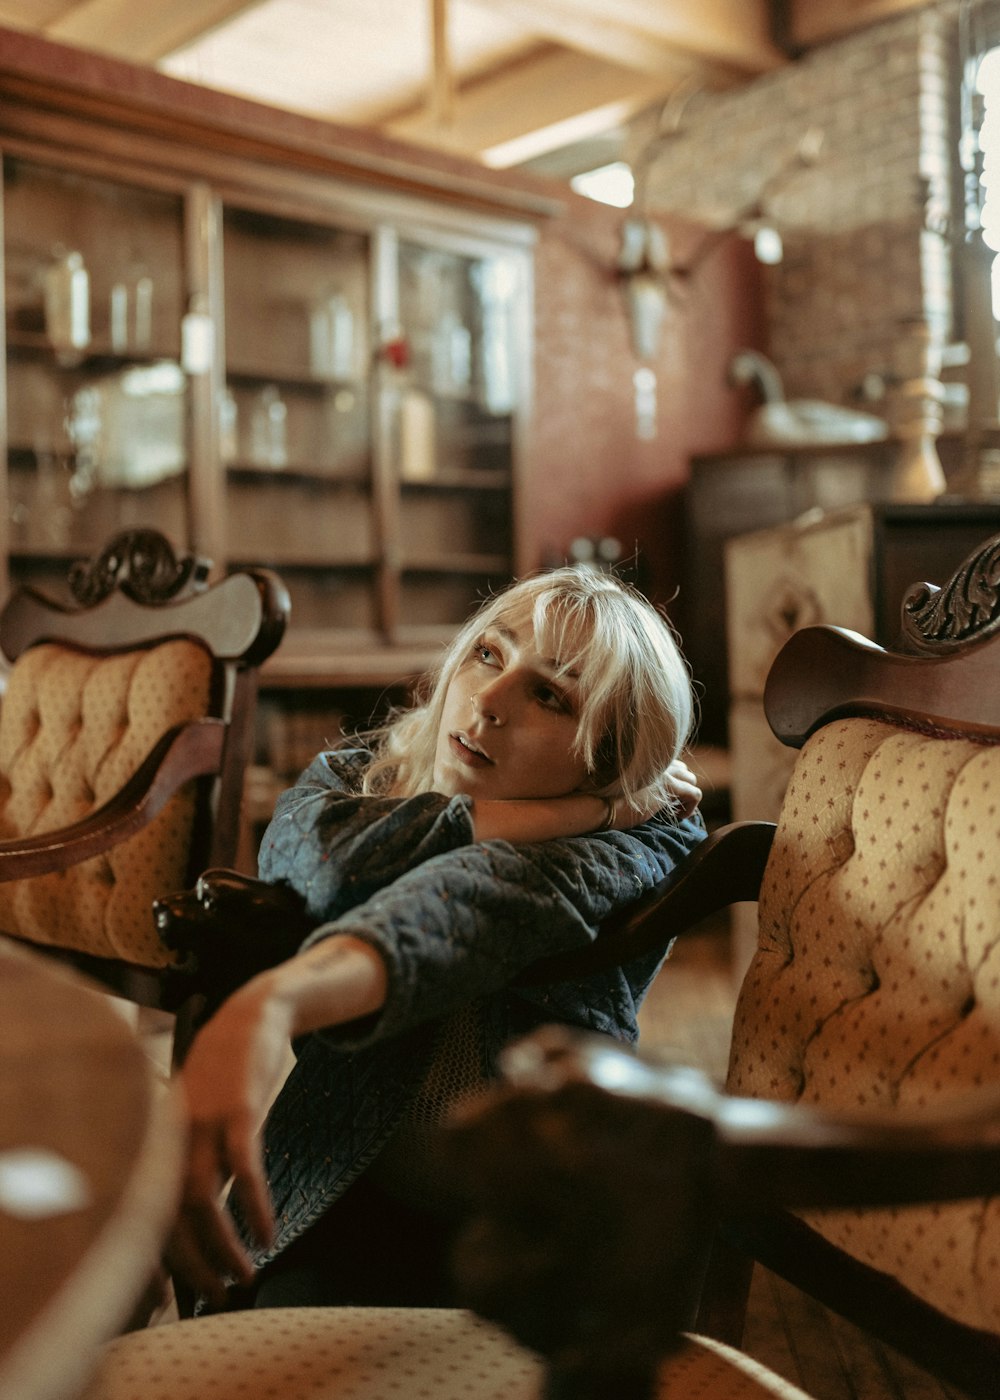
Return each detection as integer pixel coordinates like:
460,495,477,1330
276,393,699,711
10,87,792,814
695,1234,754,1346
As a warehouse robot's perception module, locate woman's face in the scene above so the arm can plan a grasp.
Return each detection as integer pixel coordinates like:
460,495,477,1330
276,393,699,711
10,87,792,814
433,611,591,801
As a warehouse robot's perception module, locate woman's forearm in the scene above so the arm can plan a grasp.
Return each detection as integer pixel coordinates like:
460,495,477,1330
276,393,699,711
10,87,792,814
256,934,389,1036
470,793,611,843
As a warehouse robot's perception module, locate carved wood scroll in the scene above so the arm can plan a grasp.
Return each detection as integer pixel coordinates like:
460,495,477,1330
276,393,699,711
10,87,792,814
68,530,211,607
901,531,1000,653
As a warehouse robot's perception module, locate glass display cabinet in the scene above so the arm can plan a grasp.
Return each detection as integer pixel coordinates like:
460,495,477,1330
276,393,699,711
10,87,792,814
0,90,534,854
218,204,526,655
220,204,376,639
3,155,190,600
2,163,531,644
394,236,518,636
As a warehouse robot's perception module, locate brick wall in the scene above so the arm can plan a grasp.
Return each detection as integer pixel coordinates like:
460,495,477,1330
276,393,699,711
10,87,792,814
626,5,963,407
525,193,763,610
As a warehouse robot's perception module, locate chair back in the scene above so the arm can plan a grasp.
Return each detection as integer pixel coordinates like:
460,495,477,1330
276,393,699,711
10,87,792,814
437,536,1000,1400
726,531,1000,1358
0,530,288,991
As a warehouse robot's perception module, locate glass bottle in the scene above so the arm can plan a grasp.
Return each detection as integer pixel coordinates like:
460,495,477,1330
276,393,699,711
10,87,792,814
250,385,288,468
43,247,90,356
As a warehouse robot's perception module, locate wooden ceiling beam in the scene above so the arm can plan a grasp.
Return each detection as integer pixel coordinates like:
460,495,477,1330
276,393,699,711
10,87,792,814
480,0,783,74
789,0,934,49
38,0,264,64
384,43,722,162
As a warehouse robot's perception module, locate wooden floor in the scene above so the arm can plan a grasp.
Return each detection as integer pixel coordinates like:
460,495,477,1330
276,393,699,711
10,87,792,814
637,920,963,1400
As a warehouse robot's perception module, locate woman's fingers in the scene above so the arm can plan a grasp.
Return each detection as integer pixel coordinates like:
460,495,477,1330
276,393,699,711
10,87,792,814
224,1116,276,1250
165,1217,235,1311
168,1120,258,1302
665,758,702,817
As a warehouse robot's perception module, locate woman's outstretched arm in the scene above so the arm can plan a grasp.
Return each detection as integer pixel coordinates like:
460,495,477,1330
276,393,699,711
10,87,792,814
168,933,389,1307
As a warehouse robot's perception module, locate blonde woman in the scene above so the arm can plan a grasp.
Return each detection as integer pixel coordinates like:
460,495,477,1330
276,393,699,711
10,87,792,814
171,566,704,1311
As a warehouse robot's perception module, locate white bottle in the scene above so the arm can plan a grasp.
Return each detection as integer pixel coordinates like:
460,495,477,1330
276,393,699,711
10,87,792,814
44,249,90,355
250,385,288,468
310,291,354,379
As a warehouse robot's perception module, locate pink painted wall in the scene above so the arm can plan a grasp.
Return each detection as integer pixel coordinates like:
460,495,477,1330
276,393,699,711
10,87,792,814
527,194,765,619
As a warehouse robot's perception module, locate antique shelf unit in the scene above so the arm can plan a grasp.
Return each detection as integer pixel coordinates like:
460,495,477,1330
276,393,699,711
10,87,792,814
0,32,549,822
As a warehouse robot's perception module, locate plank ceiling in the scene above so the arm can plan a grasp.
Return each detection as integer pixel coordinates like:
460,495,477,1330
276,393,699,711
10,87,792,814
0,0,935,172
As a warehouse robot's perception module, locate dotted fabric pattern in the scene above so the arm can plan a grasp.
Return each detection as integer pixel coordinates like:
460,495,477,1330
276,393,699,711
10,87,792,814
0,639,213,967
81,1307,813,1400
727,717,1000,1334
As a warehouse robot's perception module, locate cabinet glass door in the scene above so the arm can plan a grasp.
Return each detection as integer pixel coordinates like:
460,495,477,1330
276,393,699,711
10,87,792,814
221,206,373,641
394,237,521,637
3,156,189,599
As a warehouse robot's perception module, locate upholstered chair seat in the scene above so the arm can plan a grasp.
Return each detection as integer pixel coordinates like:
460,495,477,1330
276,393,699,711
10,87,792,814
81,1307,814,1400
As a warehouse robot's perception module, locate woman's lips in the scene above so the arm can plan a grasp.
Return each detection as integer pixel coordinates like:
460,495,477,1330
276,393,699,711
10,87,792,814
449,733,493,767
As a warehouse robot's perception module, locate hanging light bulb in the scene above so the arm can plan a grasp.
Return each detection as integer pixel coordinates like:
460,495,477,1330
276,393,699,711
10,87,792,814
753,224,784,265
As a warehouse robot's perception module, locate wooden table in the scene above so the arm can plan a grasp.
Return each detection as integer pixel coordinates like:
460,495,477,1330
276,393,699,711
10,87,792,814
0,937,182,1400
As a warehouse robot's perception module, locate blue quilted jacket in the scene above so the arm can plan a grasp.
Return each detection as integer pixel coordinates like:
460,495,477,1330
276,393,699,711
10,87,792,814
246,749,705,1269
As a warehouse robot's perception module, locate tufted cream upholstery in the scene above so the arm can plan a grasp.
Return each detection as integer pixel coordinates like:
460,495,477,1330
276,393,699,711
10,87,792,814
80,1307,814,1400
0,639,213,967
727,716,1000,1335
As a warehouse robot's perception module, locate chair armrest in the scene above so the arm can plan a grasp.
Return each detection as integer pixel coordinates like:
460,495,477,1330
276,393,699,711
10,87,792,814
0,720,226,881
515,821,775,986
154,868,316,1010
444,1025,1000,1396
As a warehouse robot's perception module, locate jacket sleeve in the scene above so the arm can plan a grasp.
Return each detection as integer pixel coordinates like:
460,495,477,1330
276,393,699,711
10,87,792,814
300,812,706,1048
257,749,476,922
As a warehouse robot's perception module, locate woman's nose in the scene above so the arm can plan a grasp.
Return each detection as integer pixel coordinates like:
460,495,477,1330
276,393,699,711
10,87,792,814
473,676,509,723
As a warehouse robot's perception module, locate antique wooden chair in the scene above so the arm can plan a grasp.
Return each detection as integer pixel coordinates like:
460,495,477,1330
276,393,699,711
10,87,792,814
442,528,1000,1399
0,529,289,1060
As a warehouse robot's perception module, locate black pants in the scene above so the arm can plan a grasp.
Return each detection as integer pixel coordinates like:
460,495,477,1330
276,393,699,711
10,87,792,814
230,1173,458,1310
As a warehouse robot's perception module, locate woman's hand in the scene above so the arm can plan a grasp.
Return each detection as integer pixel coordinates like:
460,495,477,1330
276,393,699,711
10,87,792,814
166,976,293,1308
165,935,388,1308
663,757,702,819
600,759,703,832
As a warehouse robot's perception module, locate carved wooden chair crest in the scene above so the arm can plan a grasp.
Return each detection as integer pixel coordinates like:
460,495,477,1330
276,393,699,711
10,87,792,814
0,529,289,1051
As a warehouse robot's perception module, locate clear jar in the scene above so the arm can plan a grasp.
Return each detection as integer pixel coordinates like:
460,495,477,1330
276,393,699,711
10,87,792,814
43,248,90,355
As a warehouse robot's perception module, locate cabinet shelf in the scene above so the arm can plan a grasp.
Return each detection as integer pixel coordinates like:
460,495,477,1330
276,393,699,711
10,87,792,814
227,365,359,395
400,468,509,492
226,462,370,487
401,553,510,575
6,331,181,370
262,635,439,689
10,544,90,561
229,554,377,572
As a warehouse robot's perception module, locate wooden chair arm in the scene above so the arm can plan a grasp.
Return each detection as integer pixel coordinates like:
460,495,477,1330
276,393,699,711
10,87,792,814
0,720,226,881
443,1025,1000,1398
515,821,775,986
153,868,316,1010
495,1026,1000,1210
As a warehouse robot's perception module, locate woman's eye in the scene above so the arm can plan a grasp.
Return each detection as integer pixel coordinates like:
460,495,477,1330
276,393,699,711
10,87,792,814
475,641,499,665
536,683,567,711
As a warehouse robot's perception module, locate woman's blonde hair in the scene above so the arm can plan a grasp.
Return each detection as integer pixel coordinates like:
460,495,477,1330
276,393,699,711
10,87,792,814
362,566,694,815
